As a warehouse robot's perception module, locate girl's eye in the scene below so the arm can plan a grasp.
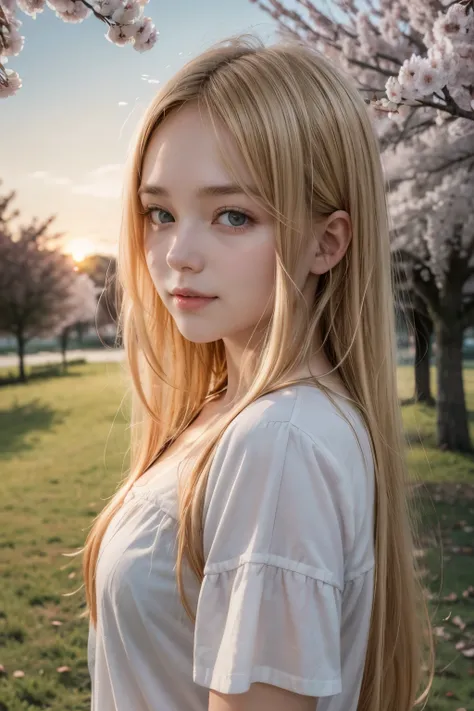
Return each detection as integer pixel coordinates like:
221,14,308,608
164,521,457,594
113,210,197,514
216,209,252,231
142,207,254,233
145,208,173,227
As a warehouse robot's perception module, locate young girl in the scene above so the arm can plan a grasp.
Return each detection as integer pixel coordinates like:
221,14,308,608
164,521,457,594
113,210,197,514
82,33,434,711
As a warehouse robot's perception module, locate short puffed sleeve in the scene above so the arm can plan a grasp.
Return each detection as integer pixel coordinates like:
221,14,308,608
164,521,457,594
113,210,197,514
192,419,355,698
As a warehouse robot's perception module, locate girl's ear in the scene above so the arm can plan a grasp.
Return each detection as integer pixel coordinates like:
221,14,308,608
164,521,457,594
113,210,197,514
310,210,352,276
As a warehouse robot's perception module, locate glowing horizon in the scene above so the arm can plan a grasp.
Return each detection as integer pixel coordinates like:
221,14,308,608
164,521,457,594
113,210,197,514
65,237,97,263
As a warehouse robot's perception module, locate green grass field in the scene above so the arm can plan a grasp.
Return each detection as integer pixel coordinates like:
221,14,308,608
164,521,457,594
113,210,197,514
0,362,474,710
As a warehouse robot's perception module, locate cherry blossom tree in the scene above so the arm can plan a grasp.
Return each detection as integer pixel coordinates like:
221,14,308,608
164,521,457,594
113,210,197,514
0,0,158,98
387,140,474,412
53,271,98,368
249,0,474,123
393,259,435,406
250,0,474,451
0,182,88,381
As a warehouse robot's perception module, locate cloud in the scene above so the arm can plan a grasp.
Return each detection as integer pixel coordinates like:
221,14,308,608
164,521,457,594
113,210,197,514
51,177,73,186
28,165,124,200
141,75,160,84
118,101,128,106
71,164,124,200
28,171,72,186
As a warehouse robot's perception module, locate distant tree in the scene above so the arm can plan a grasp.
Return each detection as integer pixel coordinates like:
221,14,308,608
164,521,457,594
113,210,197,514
409,303,435,406
0,181,82,382
393,252,435,405
53,272,98,368
77,253,118,331
0,0,158,98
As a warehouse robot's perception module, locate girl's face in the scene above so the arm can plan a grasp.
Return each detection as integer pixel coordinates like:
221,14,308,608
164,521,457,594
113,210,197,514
139,103,277,346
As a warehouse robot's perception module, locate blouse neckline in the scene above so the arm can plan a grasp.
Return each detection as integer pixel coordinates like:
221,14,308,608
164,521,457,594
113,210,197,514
132,384,355,491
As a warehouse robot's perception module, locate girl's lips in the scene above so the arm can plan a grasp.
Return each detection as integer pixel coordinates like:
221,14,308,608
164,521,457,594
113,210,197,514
172,294,218,311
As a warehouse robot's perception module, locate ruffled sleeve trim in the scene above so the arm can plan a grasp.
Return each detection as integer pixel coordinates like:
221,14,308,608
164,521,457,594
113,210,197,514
204,552,344,591
193,558,344,696
193,664,342,697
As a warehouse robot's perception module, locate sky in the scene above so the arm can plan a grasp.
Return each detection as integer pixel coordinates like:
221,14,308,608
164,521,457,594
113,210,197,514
0,0,299,260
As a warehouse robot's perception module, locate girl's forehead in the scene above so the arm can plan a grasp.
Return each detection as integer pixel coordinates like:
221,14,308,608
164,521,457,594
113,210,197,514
141,117,254,199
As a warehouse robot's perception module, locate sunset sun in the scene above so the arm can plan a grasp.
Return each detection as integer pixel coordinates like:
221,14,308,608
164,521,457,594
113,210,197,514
66,238,95,263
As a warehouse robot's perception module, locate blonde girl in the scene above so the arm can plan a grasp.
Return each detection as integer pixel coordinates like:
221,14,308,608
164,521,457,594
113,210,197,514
82,32,434,711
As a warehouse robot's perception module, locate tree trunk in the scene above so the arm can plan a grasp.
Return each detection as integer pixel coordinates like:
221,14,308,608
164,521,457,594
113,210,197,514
413,309,434,405
76,321,85,346
435,319,472,452
16,331,26,383
60,328,69,371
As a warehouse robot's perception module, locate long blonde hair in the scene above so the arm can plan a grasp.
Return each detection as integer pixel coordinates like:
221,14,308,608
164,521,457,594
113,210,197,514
80,33,434,710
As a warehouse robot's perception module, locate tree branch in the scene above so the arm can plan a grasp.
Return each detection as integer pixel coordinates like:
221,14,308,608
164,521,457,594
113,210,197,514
78,0,113,26
388,151,474,187
411,96,474,121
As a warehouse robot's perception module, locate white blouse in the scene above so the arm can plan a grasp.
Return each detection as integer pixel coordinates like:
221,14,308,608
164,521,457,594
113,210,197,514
88,384,375,711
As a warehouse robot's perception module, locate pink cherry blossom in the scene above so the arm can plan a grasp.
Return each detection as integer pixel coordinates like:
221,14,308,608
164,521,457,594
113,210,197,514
0,22,24,56
111,0,141,25
132,15,154,46
133,23,157,52
16,0,45,18
52,0,91,24
0,0,16,13
385,77,403,104
106,21,136,46
0,67,21,97
92,0,122,16
0,0,159,97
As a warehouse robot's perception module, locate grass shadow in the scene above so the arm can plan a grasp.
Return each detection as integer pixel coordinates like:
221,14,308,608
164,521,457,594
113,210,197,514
404,428,437,447
0,359,87,387
400,398,474,425
400,396,436,408
0,400,68,458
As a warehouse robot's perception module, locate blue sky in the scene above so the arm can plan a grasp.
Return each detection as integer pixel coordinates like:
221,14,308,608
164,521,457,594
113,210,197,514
1,1,343,259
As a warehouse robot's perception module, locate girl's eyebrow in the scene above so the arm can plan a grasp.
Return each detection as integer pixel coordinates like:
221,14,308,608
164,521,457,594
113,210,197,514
138,182,258,199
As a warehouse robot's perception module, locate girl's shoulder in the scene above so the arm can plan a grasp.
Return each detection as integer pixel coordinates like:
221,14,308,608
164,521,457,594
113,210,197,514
202,383,376,590
223,383,373,468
